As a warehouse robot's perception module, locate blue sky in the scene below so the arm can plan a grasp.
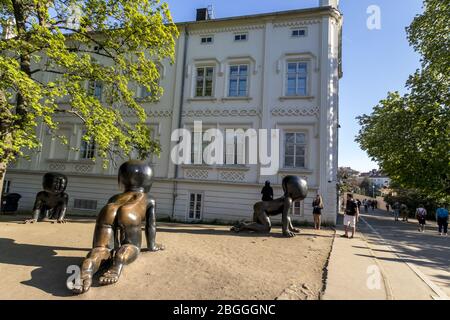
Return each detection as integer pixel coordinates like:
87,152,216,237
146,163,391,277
164,0,424,173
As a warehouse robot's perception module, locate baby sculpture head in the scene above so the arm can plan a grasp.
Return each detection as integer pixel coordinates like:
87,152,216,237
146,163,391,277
282,175,308,201
42,172,68,194
118,160,153,193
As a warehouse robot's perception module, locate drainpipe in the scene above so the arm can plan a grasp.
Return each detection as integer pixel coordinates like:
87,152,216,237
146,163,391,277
171,25,189,219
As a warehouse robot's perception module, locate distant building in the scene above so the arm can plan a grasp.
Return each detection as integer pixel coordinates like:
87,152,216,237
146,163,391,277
358,169,390,188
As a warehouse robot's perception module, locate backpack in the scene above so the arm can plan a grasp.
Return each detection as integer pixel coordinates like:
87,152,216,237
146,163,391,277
416,208,426,218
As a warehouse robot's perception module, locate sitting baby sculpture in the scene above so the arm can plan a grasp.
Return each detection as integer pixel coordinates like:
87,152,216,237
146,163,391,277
231,176,308,237
72,160,163,294
26,172,69,224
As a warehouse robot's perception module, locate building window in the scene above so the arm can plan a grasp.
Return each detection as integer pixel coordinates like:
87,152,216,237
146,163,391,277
291,28,306,37
191,131,209,164
88,80,103,100
228,65,248,97
200,36,213,44
286,61,308,96
138,85,151,99
195,67,214,97
2,180,11,194
188,193,202,220
74,199,98,210
224,129,246,165
284,132,306,168
80,134,96,159
291,200,303,216
234,33,247,41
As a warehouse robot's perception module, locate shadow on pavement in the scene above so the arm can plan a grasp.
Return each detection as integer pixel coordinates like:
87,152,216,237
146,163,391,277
0,238,88,297
360,210,450,276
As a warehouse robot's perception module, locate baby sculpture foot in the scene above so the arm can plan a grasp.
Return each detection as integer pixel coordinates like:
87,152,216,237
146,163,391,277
24,219,37,224
149,243,165,251
72,275,92,294
99,265,122,286
283,230,296,238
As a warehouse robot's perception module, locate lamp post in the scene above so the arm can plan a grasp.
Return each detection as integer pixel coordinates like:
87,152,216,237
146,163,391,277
372,185,375,199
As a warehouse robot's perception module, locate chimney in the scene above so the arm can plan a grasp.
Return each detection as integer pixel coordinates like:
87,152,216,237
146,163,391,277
319,0,339,8
196,8,210,21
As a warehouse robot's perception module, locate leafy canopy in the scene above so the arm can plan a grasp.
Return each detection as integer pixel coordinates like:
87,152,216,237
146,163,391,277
0,0,178,167
356,0,450,202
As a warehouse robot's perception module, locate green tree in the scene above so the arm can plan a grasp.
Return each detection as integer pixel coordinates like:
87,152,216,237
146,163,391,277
337,167,360,194
356,0,450,203
0,0,178,195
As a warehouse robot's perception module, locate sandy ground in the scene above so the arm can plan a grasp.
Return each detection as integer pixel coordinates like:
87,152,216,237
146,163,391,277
0,215,333,300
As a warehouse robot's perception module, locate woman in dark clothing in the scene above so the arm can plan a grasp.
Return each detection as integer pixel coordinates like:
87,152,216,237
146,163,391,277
312,194,324,230
261,181,273,201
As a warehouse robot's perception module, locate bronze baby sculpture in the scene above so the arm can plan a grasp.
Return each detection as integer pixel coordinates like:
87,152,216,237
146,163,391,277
72,160,163,294
231,175,308,237
26,172,69,224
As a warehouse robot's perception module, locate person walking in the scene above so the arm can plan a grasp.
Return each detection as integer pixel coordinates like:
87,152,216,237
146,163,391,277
371,200,375,212
386,203,390,212
436,205,448,236
261,181,273,201
393,201,400,222
312,194,324,230
356,199,362,214
415,204,427,233
364,199,369,213
342,193,359,239
400,203,409,222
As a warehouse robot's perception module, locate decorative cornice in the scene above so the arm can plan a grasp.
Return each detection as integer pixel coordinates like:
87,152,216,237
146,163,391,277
120,109,173,118
182,108,260,118
188,24,265,35
271,106,319,117
273,19,321,28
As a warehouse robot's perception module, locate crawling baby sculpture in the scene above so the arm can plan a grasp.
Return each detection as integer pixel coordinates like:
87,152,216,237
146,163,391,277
26,172,69,223
231,176,308,237
72,160,163,294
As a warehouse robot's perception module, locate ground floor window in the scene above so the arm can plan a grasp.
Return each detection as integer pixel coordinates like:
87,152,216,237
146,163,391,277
2,180,11,194
291,200,303,216
188,193,203,220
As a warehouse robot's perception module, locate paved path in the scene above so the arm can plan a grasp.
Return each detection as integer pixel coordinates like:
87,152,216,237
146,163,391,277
323,209,449,300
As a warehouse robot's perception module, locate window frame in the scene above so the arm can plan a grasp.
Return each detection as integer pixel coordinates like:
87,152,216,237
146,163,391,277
291,200,304,217
234,33,248,42
228,64,249,97
79,130,96,160
291,28,307,38
187,192,203,221
3,179,11,194
285,60,309,97
283,132,307,169
200,35,214,45
195,66,215,98
88,80,103,101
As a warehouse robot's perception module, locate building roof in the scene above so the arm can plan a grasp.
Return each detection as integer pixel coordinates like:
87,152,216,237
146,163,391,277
176,6,341,27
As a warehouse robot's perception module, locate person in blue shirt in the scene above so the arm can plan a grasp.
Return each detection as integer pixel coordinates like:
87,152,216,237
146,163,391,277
436,206,449,236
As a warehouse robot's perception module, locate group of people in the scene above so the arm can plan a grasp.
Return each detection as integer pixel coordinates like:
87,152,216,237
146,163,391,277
260,181,324,230
342,193,449,238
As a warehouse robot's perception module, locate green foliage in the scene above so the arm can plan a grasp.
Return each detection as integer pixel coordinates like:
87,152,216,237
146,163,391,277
0,0,178,168
337,167,361,194
384,182,439,219
356,0,450,203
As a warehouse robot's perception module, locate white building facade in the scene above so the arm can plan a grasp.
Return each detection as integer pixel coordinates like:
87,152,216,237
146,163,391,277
5,1,343,225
